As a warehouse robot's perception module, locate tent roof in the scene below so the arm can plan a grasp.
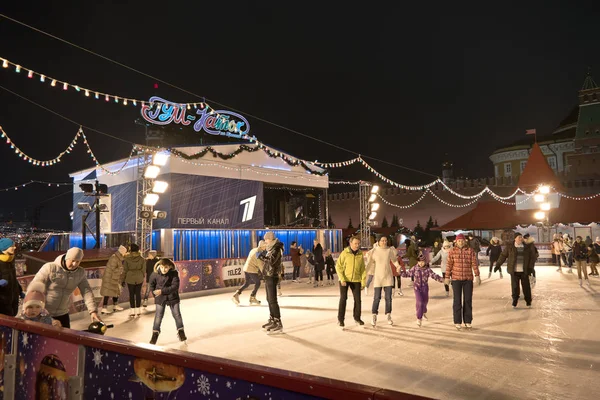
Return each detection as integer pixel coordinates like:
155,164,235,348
518,143,565,192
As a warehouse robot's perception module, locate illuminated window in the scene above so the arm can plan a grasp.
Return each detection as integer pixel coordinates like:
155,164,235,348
547,156,557,169
504,163,512,175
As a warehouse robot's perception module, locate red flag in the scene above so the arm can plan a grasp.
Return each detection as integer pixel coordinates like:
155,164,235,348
526,129,536,135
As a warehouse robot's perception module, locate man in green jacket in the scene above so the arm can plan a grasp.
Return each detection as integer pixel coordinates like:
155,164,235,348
336,236,366,328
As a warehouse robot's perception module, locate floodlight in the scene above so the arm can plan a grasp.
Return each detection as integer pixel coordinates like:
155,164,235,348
368,211,377,220
370,185,379,194
152,152,169,166
539,185,550,194
152,181,169,194
534,211,545,220
79,183,94,194
153,210,167,219
371,203,380,212
77,202,92,211
533,194,545,203
143,193,159,206
96,183,108,195
540,203,551,211
144,165,161,179
368,194,377,202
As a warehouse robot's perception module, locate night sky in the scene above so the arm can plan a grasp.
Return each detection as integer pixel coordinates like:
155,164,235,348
1,2,599,230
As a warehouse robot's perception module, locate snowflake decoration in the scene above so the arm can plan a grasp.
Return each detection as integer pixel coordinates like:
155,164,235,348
226,381,232,389
111,394,114,399
98,388,102,395
92,350,103,368
21,332,29,346
197,375,210,396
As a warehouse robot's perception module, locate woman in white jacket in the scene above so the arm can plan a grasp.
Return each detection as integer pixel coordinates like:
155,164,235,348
366,235,402,327
430,240,452,297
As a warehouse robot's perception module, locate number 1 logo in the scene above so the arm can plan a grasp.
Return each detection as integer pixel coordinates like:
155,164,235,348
240,195,257,222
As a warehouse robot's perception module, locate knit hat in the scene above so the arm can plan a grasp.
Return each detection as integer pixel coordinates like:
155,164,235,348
65,247,84,261
148,250,157,256
0,238,14,252
456,234,465,241
118,245,128,256
417,252,425,261
264,231,275,241
23,282,46,309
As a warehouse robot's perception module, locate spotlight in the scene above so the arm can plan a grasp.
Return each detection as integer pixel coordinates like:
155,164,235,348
539,185,550,194
368,211,377,220
144,165,161,179
143,193,159,206
533,194,545,203
534,211,545,220
371,203,380,211
95,183,108,195
368,194,377,202
77,202,92,211
540,203,551,211
152,181,169,194
79,183,94,194
96,203,109,212
370,185,379,194
139,210,152,219
152,152,169,166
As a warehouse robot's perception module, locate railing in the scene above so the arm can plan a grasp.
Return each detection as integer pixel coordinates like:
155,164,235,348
0,316,431,400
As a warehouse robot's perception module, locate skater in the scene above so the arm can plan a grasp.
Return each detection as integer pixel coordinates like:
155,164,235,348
336,236,366,328
400,252,443,326
391,250,405,296
325,250,336,285
486,237,503,278
258,232,285,333
430,240,452,296
561,234,574,273
366,235,402,326
148,258,186,345
19,282,61,327
468,233,481,266
31,247,101,328
573,236,590,287
143,250,158,307
445,234,481,329
494,233,536,308
524,234,539,287
589,239,599,276
100,245,127,314
232,241,266,305
431,240,442,267
290,241,303,282
121,244,146,317
313,239,325,287
552,234,563,271
0,238,25,317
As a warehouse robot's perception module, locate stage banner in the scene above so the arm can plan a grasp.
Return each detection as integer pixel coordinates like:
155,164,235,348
15,331,79,399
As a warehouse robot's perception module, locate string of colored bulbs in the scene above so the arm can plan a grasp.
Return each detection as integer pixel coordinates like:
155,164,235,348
0,180,71,192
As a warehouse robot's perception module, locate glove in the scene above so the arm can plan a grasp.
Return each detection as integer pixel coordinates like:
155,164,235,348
475,276,481,286
20,291,26,299
0,279,7,287
444,278,450,286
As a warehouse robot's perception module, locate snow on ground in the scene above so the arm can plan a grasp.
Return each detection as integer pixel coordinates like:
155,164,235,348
73,267,600,400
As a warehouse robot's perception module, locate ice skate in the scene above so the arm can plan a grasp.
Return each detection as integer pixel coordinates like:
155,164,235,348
488,272,491,279
249,296,261,305
232,292,240,305
371,314,377,327
354,319,365,326
386,313,393,325
445,291,450,297
177,328,187,342
465,323,472,329
499,271,504,279
364,286,368,296
568,268,573,274
416,319,422,327
586,279,591,287
313,283,318,288
149,331,159,345
136,307,141,317
113,305,124,312
101,306,113,315
262,317,275,330
267,318,283,334
423,313,428,321
556,267,562,272
531,277,536,287
129,309,135,318
142,298,148,308
320,282,324,287
337,320,345,329
397,289,403,296
579,279,583,287
455,324,462,330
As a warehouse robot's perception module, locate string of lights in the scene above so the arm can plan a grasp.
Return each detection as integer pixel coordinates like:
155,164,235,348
358,158,439,191
0,125,80,166
427,189,481,208
329,180,362,185
80,130,136,175
312,157,361,168
376,191,428,209
0,180,71,192
554,190,600,201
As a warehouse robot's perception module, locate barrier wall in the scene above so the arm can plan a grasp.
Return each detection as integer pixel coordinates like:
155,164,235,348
0,316,431,400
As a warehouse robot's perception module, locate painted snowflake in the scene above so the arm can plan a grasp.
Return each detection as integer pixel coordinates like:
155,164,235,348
197,375,210,396
226,381,232,389
21,332,29,346
92,350,103,368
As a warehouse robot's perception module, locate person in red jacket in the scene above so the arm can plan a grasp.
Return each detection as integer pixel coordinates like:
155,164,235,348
445,234,481,330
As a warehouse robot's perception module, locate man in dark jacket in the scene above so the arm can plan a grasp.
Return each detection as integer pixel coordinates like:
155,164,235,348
149,258,185,344
573,236,590,287
290,242,303,282
259,231,285,333
523,234,539,287
0,238,25,316
495,233,536,308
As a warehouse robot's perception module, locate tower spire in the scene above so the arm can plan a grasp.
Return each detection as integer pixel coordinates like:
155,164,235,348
582,67,598,90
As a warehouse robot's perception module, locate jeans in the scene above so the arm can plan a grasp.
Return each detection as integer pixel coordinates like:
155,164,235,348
561,253,573,268
128,283,142,308
293,265,300,280
338,282,362,322
372,286,393,314
153,302,184,332
236,272,261,297
265,276,281,319
103,296,118,306
511,272,532,305
575,260,588,280
366,275,374,288
415,286,429,319
451,280,473,324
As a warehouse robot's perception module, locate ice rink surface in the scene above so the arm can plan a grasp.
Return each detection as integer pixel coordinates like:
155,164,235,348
73,267,600,400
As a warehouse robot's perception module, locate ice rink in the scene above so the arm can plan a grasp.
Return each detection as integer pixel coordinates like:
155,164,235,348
73,266,600,400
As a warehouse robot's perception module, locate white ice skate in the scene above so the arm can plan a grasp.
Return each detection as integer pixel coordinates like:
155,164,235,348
586,279,591,287
397,289,403,296
371,314,377,327
101,306,113,315
488,272,491,279
232,292,240,305
114,305,124,312
579,279,583,287
423,313,428,321
465,323,472,329
386,313,393,325
416,319,422,327
455,324,462,330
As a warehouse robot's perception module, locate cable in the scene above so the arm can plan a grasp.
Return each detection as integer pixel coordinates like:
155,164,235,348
0,13,439,179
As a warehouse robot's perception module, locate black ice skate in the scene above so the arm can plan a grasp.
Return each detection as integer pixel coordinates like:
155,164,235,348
267,318,283,334
262,317,275,330
150,331,159,345
177,328,187,342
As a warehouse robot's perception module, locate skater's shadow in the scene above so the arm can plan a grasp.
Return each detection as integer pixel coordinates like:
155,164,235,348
284,295,340,298
280,305,339,312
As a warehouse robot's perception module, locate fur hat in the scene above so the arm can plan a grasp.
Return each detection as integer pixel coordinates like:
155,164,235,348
263,231,275,241
490,237,500,244
118,245,128,256
0,238,14,252
442,240,452,248
456,234,466,241
24,282,46,309
65,247,84,261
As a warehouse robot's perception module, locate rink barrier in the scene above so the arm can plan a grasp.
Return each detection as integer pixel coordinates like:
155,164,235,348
0,316,433,400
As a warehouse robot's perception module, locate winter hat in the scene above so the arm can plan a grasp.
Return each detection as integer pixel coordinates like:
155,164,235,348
65,247,84,261
264,231,275,241
491,237,500,244
148,250,157,256
0,238,14,252
563,233,569,240
523,233,530,239
23,282,46,309
118,245,128,256
456,234,466,241
257,240,265,248
129,243,140,253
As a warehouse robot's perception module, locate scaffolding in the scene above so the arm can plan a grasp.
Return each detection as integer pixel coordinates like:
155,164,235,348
135,149,153,255
359,182,371,248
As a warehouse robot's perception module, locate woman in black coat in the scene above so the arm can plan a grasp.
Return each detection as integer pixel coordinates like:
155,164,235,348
312,239,325,287
487,237,503,278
